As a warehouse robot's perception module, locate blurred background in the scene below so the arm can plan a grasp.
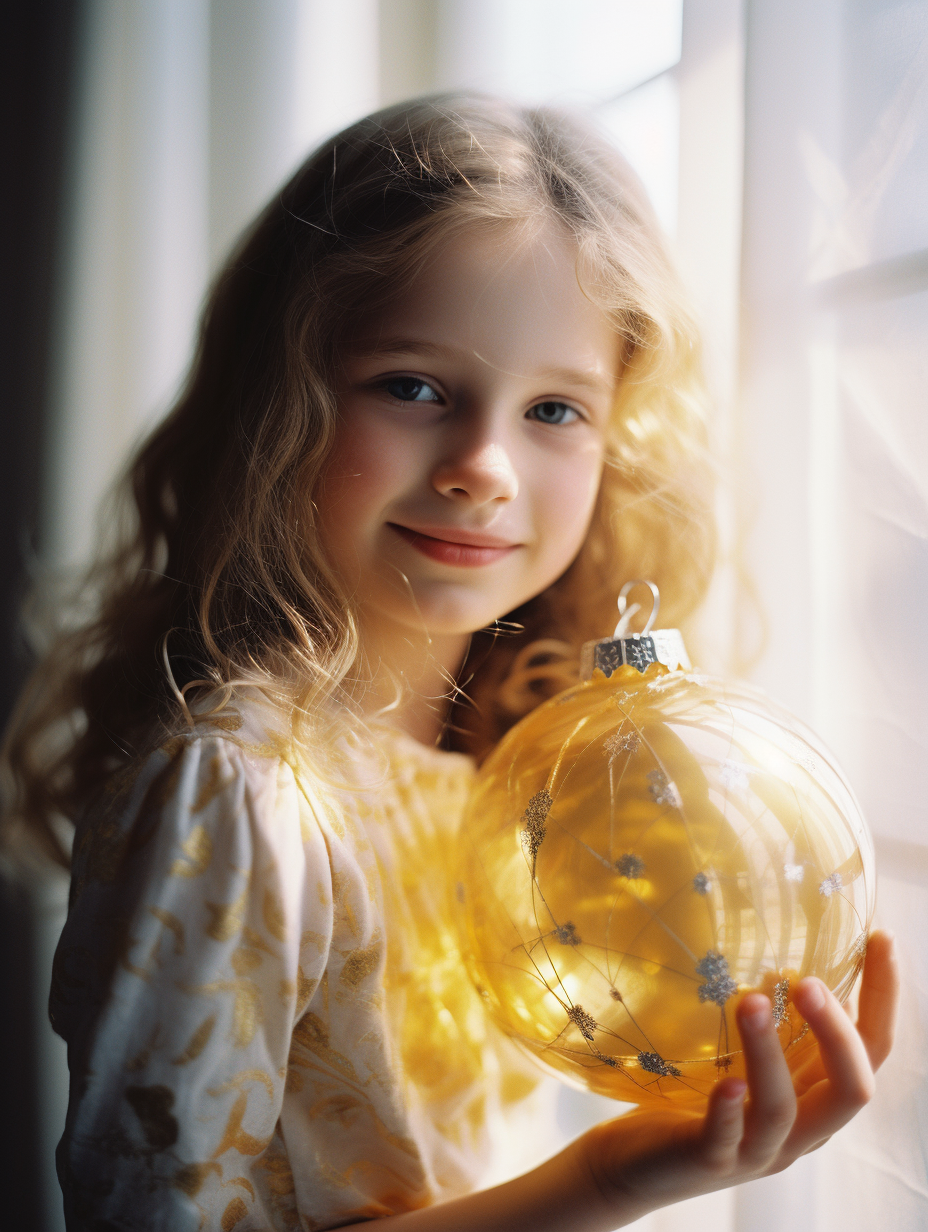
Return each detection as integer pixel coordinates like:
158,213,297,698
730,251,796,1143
2,1,927,1228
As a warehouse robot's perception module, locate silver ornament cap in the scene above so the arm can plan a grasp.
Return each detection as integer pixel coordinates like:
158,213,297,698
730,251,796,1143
580,580,691,680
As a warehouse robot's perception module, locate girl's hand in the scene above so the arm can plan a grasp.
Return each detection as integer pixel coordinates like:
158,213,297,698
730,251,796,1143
580,930,900,1222
339,932,898,1232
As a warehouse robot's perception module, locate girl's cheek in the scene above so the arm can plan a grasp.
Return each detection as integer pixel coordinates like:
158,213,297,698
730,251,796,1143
320,417,412,511
536,449,603,546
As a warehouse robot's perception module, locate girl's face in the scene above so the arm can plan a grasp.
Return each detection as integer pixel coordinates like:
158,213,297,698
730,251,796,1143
317,219,622,654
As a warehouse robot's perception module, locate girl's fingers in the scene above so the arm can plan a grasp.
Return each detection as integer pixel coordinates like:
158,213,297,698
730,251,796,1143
736,994,798,1165
855,930,900,1071
792,978,875,1107
784,1075,869,1158
785,1032,825,1092
789,1055,826,1099
786,933,897,1100
697,1078,747,1171
775,977,877,1159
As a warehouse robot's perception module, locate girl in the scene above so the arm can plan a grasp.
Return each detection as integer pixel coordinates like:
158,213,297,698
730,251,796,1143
5,95,898,1230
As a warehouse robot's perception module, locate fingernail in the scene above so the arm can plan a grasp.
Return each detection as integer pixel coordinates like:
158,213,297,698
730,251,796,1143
742,997,771,1032
799,979,825,1013
725,1080,747,1102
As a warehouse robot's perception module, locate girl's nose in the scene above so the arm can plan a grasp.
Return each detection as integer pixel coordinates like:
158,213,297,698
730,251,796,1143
431,440,519,506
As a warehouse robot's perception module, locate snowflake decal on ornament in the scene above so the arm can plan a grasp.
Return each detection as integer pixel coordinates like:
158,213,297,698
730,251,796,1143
615,853,646,879
554,922,581,947
604,729,640,761
566,1004,597,1041
784,735,817,774
718,759,750,792
819,872,843,897
696,951,738,1006
693,872,711,895
647,770,682,808
638,1051,681,1077
595,1050,623,1068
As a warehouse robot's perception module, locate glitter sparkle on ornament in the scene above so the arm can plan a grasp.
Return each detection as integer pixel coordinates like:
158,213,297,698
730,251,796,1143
596,1051,623,1068
615,853,646,879
784,863,804,882
520,790,552,865
566,1004,597,1041
693,872,710,895
647,770,682,808
638,1052,681,1077
819,872,843,897
696,952,738,1006
772,978,789,1026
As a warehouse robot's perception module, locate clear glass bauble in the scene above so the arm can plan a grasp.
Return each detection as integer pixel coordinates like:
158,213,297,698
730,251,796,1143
456,662,875,1106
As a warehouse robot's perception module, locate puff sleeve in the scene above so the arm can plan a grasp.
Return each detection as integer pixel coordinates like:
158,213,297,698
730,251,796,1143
51,734,336,1230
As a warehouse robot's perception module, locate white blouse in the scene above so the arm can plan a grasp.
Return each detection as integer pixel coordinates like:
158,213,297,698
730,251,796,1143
50,699,538,1230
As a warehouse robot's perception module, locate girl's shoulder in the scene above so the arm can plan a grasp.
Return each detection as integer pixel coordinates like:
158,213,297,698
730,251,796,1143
68,692,360,901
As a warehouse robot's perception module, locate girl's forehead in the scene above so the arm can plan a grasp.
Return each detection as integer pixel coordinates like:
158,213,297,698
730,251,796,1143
348,220,621,382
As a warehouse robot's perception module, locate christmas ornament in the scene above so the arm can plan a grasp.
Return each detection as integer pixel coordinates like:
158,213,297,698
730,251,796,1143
457,582,875,1105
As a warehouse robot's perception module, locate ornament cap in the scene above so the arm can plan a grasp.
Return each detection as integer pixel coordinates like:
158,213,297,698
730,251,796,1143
580,581,691,679
580,628,691,679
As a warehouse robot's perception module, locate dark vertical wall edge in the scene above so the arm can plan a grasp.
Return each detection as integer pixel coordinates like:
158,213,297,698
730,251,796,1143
1,0,83,726
1,2,84,1228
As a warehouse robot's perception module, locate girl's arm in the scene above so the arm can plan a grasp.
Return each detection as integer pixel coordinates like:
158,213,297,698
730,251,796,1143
342,931,899,1232
53,734,336,1229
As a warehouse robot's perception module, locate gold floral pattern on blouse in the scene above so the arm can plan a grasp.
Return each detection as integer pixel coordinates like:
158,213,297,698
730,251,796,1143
51,699,535,1230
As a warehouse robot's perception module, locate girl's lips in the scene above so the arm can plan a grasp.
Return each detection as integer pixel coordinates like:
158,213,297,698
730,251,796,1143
388,523,518,567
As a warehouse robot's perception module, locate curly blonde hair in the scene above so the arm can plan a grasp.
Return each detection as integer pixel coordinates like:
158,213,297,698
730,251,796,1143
2,94,715,866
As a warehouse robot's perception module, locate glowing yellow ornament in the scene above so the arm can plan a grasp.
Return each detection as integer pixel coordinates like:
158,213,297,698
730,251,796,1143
457,582,875,1106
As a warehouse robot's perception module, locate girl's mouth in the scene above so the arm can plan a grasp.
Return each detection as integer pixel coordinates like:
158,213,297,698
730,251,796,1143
388,523,518,567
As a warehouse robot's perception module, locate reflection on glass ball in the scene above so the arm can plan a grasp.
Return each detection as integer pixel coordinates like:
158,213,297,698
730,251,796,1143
457,662,875,1106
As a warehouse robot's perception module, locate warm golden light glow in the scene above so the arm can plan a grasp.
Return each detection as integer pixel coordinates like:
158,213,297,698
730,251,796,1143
457,663,874,1106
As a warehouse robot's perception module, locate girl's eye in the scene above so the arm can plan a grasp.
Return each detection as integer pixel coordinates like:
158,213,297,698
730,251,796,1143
528,401,580,425
383,377,441,403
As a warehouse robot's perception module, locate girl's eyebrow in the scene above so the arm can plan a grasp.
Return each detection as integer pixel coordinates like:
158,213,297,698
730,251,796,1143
351,336,459,361
352,336,615,396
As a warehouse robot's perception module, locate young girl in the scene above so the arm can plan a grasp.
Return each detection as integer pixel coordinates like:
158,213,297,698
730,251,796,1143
6,95,897,1230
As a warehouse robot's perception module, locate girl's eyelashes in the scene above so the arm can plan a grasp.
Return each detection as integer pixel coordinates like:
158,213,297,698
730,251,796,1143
380,376,442,404
374,378,583,425
526,401,581,426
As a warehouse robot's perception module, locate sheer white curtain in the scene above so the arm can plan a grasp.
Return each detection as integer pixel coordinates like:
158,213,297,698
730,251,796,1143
733,2,928,1228
40,1,926,1229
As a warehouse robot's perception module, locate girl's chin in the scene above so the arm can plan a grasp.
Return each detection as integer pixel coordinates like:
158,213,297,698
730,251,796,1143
368,596,519,641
